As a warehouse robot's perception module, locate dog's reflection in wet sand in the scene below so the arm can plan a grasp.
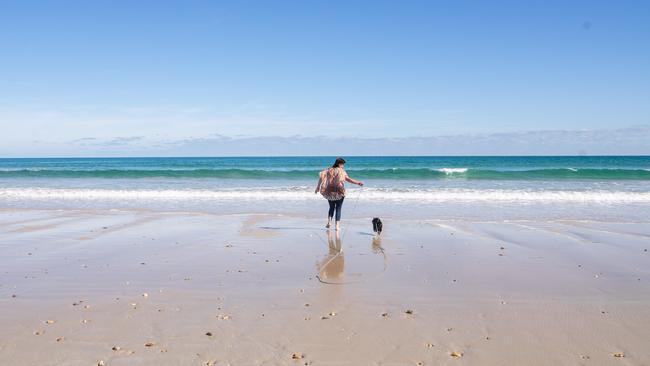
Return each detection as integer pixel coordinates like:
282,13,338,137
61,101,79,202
371,234,384,254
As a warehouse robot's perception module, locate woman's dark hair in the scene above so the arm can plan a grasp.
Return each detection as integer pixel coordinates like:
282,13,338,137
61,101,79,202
332,157,346,168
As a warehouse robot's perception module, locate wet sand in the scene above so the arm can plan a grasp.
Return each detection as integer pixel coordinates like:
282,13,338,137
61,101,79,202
1,209,649,365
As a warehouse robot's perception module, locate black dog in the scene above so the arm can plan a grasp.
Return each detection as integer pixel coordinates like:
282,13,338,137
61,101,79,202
372,218,383,235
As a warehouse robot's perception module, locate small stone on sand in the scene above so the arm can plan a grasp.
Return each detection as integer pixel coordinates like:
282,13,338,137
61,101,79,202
405,309,414,315
292,352,304,359
97,361,105,366
56,337,65,342
112,346,121,351
45,320,56,324
450,351,463,358
34,330,44,336
142,293,149,298
613,352,625,358
144,342,155,347
205,332,213,336
381,312,389,318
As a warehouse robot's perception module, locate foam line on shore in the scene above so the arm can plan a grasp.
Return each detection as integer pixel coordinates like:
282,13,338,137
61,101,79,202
2,187,650,203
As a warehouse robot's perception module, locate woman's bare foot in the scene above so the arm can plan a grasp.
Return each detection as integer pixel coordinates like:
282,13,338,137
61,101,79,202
335,222,341,231
325,223,330,229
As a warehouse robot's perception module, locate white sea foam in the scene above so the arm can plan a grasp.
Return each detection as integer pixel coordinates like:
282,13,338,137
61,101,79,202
1,187,649,204
437,168,469,175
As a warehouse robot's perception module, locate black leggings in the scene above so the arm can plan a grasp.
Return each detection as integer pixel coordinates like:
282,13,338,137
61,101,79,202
328,197,344,221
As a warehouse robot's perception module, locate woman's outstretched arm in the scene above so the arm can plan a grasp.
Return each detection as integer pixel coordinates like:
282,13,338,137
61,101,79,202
345,176,364,186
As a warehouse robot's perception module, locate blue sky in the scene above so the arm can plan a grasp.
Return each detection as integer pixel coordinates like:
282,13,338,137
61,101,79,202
1,0,649,156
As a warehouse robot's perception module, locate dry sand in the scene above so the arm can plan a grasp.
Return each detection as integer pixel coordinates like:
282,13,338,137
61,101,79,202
1,209,649,365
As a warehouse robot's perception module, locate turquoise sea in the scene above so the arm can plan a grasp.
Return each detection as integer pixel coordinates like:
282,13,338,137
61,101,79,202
1,156,649,221
1,156,650,180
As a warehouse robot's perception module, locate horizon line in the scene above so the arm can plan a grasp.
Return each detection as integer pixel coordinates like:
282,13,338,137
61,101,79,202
2,154,650,159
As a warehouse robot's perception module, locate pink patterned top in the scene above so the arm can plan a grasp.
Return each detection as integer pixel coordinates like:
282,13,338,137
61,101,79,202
319,167,348,201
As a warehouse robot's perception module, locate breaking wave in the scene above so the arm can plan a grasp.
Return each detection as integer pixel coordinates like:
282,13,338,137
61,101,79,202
2,187,649,203
1,168,649,180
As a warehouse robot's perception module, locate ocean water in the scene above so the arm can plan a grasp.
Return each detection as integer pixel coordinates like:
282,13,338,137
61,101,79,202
1,156,649,221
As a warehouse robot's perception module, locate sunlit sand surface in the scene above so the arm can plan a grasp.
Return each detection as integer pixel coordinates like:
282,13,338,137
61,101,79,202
1,209,649,365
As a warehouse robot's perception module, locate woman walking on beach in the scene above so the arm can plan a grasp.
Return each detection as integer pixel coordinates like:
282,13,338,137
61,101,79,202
315,158,364,231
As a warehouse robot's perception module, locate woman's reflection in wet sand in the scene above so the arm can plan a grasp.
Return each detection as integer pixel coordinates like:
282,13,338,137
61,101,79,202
318,230,344,281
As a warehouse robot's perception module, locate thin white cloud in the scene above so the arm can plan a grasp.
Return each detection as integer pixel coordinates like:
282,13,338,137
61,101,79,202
2,126,647,157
